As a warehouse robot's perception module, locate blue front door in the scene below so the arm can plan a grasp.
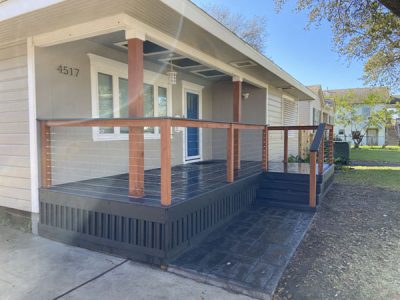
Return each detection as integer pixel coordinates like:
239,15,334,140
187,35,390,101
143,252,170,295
186,92,200,160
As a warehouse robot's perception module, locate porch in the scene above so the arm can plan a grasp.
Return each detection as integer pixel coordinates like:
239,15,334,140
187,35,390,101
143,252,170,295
38,118,334,264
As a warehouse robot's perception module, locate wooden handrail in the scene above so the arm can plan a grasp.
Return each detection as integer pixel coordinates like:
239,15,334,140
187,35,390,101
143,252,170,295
268,125,318,131
40,117,266,130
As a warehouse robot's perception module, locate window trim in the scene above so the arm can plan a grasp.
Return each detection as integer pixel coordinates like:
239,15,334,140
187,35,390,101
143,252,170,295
88,53,172,141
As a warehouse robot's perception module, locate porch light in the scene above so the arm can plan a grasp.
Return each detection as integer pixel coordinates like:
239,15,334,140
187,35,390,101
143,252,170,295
167,59,177,85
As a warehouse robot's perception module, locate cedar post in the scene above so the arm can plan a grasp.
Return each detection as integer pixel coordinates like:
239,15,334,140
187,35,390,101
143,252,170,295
128,38,145,197
318,138,324,175
40,121,51,188
233,78,242,170
227,124,234,183
328,128,334,165
262,126,269,171
283,128,289,164
160,119,172,206
309,151,317,208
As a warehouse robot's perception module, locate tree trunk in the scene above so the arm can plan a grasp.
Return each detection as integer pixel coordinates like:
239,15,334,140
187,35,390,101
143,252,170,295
379,0,400,17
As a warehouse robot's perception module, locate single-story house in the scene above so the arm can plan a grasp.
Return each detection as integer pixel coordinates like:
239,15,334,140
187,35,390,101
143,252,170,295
0,0,334,262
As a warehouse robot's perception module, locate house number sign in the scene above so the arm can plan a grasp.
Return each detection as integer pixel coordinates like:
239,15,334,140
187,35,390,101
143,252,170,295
57,65,79,77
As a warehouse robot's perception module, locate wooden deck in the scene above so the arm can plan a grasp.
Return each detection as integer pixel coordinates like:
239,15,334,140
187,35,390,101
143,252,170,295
45,161,329,207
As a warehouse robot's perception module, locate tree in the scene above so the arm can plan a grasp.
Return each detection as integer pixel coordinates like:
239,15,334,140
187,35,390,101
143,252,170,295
334,91,398,147
199,3,267,53
274,0,400,92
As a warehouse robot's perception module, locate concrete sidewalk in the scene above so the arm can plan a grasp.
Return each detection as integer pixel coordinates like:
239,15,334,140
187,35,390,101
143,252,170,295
0,225,253,300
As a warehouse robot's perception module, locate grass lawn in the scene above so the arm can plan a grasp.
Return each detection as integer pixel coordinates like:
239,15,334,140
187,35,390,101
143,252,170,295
336,166,400,191
351,147,400,163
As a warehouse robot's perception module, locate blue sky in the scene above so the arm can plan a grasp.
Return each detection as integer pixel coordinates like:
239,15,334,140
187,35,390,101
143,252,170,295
192,0,366,91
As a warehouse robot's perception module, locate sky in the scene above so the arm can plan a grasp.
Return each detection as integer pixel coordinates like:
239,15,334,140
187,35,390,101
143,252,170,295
192,0,366,91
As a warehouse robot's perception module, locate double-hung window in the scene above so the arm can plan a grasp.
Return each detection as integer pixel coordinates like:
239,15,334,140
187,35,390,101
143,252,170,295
89,54,171,141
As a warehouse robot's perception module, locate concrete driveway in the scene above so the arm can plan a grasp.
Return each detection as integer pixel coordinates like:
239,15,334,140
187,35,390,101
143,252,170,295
0,225,253,300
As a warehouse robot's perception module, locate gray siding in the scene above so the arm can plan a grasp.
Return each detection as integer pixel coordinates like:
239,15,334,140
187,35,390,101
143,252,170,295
36,39,213,184
0,42,32,212
268,87,299,162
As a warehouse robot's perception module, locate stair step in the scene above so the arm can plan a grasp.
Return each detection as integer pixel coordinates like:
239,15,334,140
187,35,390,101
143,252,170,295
259,181,321,193
255,198,316,211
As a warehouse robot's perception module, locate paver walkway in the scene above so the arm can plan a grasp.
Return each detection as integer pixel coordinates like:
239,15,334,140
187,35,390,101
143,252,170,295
169,204,314,299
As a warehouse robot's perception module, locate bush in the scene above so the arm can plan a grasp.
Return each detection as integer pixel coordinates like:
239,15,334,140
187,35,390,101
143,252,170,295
288,154,310,163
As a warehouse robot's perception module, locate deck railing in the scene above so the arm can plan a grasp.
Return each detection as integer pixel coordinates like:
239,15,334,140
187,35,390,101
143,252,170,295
39,118,266,206
39,118,333,208
268,123,334,207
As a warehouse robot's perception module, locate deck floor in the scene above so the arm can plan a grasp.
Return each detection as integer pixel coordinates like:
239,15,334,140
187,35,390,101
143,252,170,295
47,161,329,207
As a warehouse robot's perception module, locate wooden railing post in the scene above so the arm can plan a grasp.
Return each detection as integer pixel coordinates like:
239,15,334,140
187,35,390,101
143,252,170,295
284,128,289,164
262,126,269,171
160,119,172,206
328,128,334,165
318,137,324,175
309,151,317,208
40,121,51,188
227,124,234,183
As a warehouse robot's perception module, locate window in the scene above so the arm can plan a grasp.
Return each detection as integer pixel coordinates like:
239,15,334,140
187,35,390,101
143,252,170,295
88,54,171,140
283,97,297,137
313,108,321,125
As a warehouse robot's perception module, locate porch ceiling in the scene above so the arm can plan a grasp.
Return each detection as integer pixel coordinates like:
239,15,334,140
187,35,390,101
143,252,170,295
0,0,316,100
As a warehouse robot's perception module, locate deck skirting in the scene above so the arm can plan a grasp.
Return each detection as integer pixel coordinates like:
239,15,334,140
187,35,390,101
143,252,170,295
38,174,261,264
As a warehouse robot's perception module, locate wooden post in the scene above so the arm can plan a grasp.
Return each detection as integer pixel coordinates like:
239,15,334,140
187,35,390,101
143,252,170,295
328,128,334,165
284,128,288,164
262,126,269,171
160,119,172,206
40,121,51,188
128,38,145,197
318,138,324,175
227,124,234,183
309,151,317,208
233,79,242,170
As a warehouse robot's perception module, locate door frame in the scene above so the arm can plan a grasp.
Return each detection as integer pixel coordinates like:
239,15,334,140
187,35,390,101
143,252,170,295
181,81,203,163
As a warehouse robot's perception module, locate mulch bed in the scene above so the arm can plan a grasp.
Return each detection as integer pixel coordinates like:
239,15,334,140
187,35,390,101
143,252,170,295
273,182,400,300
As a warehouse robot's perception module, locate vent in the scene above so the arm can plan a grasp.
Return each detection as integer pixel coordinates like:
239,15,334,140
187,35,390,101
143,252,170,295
114,41,169,56
230,60,257,68
192,69,226,78
159,56,202,69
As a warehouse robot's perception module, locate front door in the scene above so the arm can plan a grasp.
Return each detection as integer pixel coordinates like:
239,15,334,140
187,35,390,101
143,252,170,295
185,92,201,161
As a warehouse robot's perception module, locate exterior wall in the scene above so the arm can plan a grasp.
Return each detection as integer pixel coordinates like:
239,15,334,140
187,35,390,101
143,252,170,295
36,39,213,184
0,41,32,212
211,81,267,161
267,86,299,161
298,101,310,125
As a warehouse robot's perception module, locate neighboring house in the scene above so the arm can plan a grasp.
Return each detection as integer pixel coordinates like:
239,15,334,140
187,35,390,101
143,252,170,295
0,0,334,264
298,85,335,158
324,87,391,146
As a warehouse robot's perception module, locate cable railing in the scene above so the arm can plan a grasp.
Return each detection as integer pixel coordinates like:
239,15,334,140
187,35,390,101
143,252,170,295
39,118,333,208
268,123,334,208
39,117,266,207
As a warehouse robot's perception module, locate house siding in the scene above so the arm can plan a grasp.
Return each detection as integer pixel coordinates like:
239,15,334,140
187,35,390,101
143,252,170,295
36,39,213,184
0,42,32,212
267,87,299,161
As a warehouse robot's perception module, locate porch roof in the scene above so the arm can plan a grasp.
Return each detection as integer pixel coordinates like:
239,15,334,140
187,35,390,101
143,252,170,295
0,0,317,101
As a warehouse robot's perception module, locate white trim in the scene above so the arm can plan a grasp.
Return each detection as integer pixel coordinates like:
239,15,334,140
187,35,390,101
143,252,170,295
27,37,39,214
87,53,172,141
32,14,269,89
158,56,202,70
191,68,226,79
182,81,203,163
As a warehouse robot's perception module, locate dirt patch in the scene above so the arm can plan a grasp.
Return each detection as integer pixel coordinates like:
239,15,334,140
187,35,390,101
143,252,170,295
273,182,400,300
